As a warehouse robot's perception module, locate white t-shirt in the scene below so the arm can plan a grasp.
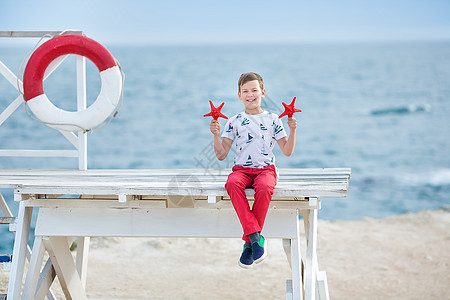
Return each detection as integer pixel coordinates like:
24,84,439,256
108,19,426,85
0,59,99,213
221,111,287,168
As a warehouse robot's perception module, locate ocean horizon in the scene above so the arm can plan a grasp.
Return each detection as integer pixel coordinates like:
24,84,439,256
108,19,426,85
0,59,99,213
1,40,449,252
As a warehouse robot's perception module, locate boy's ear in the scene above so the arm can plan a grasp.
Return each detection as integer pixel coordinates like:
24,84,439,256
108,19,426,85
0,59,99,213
261,88,266,98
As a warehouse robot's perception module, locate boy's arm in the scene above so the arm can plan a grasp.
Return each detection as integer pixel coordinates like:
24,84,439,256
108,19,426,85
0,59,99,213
277,117,297,156
210,119,233,161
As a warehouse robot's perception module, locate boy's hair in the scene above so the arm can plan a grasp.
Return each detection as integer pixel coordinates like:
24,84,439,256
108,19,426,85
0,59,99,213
238,72,264,92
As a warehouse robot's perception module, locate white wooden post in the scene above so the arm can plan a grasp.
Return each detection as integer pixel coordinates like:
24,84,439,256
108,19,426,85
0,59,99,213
22,236,46,300
304,208,318,300
76,237,90,288
7,200,33,299
291,209,303,300
76,55,87,171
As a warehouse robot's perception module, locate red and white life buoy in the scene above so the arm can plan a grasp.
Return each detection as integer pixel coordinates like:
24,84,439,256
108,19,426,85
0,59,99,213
23,34,122,132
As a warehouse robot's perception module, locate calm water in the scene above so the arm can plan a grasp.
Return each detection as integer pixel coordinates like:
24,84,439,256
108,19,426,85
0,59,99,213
1,41,450,252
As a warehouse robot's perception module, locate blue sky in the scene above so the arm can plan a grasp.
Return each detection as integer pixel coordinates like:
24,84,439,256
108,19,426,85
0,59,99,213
1,0,450,45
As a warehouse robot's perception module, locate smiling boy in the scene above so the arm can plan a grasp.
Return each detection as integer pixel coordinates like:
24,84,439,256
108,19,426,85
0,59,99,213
209,72,297,268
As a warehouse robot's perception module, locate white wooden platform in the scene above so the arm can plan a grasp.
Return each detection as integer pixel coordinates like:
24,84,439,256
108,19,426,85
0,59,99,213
0,168,351,300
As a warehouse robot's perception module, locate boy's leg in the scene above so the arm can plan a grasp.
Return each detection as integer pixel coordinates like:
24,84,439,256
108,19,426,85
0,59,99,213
252,165,277,230
225,166,260,243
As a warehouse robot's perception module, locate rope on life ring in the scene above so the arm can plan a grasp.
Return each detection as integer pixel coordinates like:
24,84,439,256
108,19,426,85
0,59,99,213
22,34,123,132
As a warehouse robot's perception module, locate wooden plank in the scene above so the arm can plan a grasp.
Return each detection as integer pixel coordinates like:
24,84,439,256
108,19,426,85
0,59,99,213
0,217,16,224
0,174,347,184
0,31,83,37
22,197,319,210
0,169,350,198
0,168,351,177
43,237,87,300
12,184,348,199
35,207,300,238
13,185,347,199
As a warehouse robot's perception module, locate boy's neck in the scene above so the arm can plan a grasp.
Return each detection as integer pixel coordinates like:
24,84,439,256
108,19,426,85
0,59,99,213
245,107,264,115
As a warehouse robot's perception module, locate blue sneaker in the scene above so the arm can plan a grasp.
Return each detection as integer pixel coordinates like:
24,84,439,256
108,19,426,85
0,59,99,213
252,235,267,264
238,243,253,269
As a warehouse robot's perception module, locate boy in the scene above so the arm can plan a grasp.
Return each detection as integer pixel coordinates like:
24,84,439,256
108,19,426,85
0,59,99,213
209,72,297,268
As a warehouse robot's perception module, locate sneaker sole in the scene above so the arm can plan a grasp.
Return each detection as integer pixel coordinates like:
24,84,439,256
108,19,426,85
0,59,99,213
238,261,253,269
253,237,267,264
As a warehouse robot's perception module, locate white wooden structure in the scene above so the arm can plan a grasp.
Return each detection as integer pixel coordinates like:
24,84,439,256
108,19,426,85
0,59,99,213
0,168,350,300
0,31,88,170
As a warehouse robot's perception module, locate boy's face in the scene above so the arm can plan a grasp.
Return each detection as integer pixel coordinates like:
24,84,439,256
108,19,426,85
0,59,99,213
238,80,265,114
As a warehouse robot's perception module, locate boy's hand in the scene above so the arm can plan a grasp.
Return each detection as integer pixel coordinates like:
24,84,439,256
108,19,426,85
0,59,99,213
287,116,297,130
210,119,221,136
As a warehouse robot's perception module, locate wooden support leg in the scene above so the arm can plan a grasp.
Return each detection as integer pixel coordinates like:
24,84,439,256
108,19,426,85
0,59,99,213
291,237,303,300
286,279,293,300
22,236,46,300
284,210,303,300
304,209,318,300
42,237,87,300
76,237,90,288
36,237,75,300
292,209,303,300
316,270,330,300
34,259,57,300
282,239,292,268
8,200,32,299
0,192,13,217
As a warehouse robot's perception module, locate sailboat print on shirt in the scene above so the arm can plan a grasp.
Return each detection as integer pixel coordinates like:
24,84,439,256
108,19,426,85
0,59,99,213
274,124,283,135
246,133,254,144
241,118,250,126
226,123,233,133
260,123,267,130
243,155,253,166
261,144,269,156
263,157,274,167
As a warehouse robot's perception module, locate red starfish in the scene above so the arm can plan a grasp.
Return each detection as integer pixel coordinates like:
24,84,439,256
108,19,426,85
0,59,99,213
203,100,228,120
279,97,302,118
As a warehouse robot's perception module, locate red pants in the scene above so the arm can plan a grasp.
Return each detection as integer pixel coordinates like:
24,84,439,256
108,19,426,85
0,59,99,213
225,165,277,243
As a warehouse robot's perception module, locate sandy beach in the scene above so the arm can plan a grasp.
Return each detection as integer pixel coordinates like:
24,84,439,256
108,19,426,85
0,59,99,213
1,208,449,299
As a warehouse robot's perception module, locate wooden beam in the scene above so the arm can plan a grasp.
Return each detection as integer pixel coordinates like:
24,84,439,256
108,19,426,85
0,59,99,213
35,207,300,238
0,31,83,37
0,192,13,217
0,217,16,224
43,237,87,300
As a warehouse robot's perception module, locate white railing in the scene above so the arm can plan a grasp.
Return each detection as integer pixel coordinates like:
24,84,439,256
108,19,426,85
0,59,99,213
0,31,87,170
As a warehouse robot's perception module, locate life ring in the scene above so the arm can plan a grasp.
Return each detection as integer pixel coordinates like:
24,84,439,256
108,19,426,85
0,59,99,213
23,34,122,132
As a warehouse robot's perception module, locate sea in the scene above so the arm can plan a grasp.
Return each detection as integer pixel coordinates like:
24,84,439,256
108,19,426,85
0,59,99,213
0,41,449,252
